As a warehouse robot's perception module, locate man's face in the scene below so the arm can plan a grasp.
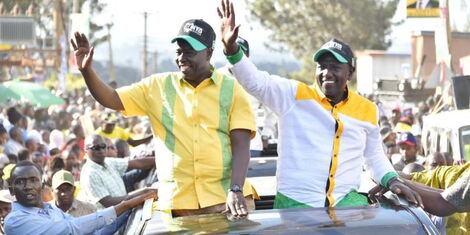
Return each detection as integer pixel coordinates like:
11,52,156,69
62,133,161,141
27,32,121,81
54,183,74,207
316,53,352,103
86,136,107,164
63,152,78,170
106,140,117,158
399,143,417,163
175,40,211,80
0,201,11,218
10,166,43,208
103,123,115,133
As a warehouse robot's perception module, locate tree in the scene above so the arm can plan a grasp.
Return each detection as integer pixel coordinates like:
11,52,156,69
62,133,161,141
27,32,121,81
247,0,399,82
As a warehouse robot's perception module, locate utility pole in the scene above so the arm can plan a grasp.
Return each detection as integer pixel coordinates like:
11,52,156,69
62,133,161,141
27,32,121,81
142,12,148,78
107,23,115,82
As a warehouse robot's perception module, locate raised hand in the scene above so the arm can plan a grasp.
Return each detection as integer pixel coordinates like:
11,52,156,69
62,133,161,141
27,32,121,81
70,32,94,71
217,0,240,55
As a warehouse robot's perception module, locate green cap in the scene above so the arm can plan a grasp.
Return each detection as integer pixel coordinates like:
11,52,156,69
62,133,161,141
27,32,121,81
52,169,74,189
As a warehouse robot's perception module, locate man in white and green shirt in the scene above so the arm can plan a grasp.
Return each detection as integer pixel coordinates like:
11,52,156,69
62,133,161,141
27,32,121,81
218,1,422,209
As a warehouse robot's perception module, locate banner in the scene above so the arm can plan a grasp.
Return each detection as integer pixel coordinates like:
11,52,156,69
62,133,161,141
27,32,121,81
406,0,440,17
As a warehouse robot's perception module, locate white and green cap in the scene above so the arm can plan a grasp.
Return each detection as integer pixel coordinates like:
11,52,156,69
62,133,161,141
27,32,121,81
171,19,216,51
313,38,355,68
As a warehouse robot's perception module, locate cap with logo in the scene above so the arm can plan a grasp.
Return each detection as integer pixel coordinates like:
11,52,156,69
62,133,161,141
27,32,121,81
397,132,417,146
236,37,249,55
313,38,355,68
171,19,216,51
52,169,75,190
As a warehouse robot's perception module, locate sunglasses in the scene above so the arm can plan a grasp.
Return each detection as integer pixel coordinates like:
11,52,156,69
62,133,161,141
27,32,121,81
87,143,107,151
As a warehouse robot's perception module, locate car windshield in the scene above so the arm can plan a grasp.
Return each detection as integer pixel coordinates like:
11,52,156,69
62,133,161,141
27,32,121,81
460,125,470,161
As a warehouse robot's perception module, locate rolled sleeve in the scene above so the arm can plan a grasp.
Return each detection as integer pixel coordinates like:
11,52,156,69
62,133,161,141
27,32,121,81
229,82,256,138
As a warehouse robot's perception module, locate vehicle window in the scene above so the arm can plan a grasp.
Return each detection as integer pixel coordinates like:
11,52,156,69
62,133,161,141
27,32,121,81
459,125,470,161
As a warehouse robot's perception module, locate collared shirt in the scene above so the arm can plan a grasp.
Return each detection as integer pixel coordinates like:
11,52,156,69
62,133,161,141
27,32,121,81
52,199,97,217
80,158,128,209
116,70,256,210
229,56,395,208
5,202,116,235
95,126,131,141
412,163,470,235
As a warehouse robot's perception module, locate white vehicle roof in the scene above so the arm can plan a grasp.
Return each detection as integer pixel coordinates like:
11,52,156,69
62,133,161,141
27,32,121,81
423,109,470,131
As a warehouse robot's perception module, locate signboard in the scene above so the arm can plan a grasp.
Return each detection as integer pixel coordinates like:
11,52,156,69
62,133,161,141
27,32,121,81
407,0,440,17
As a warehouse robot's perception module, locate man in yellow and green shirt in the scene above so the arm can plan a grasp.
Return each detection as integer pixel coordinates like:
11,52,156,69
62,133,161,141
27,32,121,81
409,163,470,235
71,19,256,217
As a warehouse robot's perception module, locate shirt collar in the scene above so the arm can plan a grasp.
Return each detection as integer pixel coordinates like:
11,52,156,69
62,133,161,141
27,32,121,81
86,158,109,169
12,202,52,214
314,82,351,105
178,65,221,85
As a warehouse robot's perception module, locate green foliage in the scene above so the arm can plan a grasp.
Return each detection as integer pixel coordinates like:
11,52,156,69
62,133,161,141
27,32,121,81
248,0,399,56
247,0,399,82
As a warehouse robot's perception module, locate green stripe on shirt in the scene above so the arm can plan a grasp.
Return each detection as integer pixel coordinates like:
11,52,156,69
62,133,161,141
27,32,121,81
162,74,177,151
218,75,234,193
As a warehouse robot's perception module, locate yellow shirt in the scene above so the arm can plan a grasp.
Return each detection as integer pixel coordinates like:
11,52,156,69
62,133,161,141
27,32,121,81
412,163,470,235
96,126,131,141
116,71,256,210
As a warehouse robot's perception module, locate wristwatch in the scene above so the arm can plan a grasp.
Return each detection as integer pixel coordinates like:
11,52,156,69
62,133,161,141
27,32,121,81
229,184,243,193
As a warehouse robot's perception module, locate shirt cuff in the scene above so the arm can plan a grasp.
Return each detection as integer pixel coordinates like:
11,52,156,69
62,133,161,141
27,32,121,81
380,171,399,188
225,47,244,65
99,207,117,225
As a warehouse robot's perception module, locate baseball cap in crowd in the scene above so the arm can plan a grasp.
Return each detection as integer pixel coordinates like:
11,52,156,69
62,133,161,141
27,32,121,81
0,189,15,203
236,37,249,55
397,132,417,146
171,19,216,51
52,169,75,190
380,126,392,141
313,38,355,68
101,112,118,124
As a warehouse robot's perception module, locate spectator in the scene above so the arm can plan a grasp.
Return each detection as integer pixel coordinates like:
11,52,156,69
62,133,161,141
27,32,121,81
0,189,14,234
104,137,118,158
17,149,31,162
25,138,39,155
31,153,45,169
0,125,8,154
392,132,425,171
0,155,10,189
4,161,156,234
3,127,23,156
61,149,80,181
402,163,425,175
399,162,470,234
51,170,96,217
80,135,156,208
96,112,152,147
424,152,447,170
391,107,401,127
114,139,130,158
442,152,453,166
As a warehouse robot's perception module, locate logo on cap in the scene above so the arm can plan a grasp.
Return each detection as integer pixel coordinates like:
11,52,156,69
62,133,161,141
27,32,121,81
183,23,203,36
324,41,343,51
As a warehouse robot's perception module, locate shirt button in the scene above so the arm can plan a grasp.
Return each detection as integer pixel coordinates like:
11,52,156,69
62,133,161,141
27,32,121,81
330,174,333,177
194,140,198,143
336,136,339,138
194,124,197,127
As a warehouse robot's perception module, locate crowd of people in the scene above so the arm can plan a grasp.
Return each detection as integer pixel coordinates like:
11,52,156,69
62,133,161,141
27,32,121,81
0,0,468,234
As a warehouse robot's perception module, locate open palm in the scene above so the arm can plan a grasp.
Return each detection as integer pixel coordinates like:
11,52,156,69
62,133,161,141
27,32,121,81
217,0,240,54
70,32,94,71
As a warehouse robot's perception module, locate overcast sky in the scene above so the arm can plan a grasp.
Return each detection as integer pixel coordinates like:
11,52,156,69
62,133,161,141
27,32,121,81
90,0,469,66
